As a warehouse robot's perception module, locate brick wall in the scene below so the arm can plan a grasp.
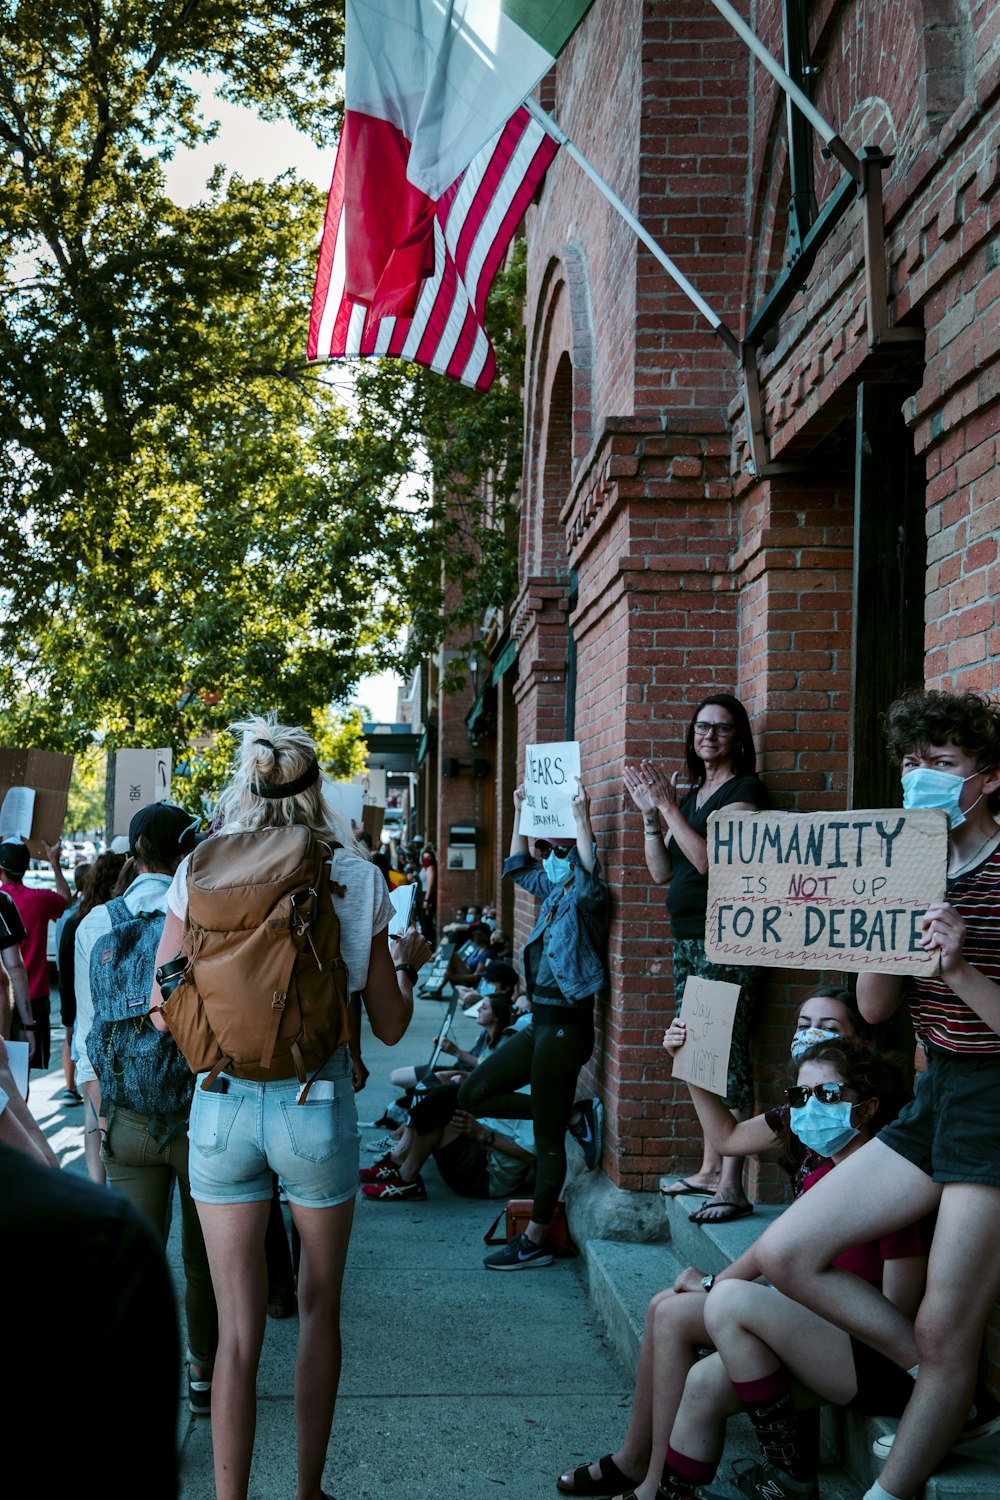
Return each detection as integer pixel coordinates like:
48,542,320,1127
452,0,1000,1247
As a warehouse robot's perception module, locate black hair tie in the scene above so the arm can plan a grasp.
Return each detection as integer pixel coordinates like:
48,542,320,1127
253,758,321,799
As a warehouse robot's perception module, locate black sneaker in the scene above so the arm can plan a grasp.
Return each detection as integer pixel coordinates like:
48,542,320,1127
187,1368,212,1416
570,1098,603,1170
729,1461,818,1500
483,1231,554,1271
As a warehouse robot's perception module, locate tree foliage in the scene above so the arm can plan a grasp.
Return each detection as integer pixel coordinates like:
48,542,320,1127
0,0,526,773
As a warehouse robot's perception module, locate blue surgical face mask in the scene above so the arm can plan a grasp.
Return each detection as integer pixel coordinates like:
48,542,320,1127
789,1096,859,1157
790,1026,841,1062
901,767,982,829
543,852,572,885
477,978,499,997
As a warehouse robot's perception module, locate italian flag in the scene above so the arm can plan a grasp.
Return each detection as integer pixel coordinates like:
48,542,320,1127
329,0,594,320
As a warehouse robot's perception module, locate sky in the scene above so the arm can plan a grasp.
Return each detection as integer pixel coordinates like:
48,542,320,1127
162,78,404,724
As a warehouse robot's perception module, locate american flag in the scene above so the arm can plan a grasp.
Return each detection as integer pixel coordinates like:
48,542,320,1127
307,107,557,392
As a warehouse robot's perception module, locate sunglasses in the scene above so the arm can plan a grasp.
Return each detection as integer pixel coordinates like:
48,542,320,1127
535,842,570,857
784,1081,856,1107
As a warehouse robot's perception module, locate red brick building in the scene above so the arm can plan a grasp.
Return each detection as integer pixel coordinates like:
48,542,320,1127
421,0,1000,1199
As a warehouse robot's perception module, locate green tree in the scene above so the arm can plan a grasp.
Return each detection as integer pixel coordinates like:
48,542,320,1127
0,0,527,759
65,742,107,835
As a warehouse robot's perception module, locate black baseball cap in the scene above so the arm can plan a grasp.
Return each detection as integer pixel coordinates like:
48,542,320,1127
482,959,518,990
128,802,200,862
0,839,30,876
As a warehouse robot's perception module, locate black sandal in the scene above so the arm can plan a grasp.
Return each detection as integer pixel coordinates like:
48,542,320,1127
556,1454,635,1496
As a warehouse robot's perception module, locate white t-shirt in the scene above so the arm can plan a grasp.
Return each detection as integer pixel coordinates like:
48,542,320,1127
166,844,394,993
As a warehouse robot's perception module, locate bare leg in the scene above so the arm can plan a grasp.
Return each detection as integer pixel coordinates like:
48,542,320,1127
559,1289,711,1496
389,1066,418,1090
394,1123,447,1182
289,1197,356,1500
755,1137,940,1367
704,1280,858,1405
693,1108,751,1219
62,1023,76,1093
81,1080,105,1186
196,1199,270,1500
630,1291,718,1499
664,1351,743,1467
879,1183,1000,1499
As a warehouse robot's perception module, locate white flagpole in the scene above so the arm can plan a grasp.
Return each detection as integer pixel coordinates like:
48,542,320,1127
708,0,861,182
525,97,740,355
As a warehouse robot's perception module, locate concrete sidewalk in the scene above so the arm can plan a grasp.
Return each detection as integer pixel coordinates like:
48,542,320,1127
35,997,632,1500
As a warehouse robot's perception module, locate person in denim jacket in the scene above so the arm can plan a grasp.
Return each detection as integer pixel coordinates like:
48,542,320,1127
459,776,610,1270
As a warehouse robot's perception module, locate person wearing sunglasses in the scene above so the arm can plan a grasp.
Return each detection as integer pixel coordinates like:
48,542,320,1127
623,1037,927,1500
755,688,1000,1500
555,990,875,1499
624,693,768,1224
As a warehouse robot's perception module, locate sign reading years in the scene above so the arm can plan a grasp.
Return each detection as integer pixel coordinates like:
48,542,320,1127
704,808,948,975
671,977,741,1098
518,741,581,842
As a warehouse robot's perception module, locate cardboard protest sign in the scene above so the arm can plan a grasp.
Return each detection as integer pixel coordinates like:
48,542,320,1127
671,977,742,1098
517,741,581,842
112,749,172,837
704,809,948,975
0,748,74,857
322,778,364,828
361,804,385,845
354,768,387,805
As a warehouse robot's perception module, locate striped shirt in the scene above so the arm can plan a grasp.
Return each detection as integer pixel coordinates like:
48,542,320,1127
909,843,1000,1053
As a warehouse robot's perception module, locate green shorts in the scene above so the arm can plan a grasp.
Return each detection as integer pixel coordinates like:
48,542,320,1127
879,1043,1000,1188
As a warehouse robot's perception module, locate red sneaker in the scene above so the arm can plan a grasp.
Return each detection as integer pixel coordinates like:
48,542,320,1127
361,1177,427,1201
358,1153,402,1184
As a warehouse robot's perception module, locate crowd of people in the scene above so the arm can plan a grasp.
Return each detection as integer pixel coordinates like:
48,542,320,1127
3,686,1000,1500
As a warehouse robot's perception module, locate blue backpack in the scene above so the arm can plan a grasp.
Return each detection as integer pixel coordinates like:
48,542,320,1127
87,896,195,1147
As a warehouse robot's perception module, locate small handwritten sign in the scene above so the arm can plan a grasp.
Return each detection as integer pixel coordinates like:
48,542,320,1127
671,977,741,1098
704,809,948,974
518,741,581,842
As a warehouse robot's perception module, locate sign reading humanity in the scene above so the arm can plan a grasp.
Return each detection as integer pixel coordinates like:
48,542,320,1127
704,809,948,974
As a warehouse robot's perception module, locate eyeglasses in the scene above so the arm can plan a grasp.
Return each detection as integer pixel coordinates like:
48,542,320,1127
693,722,734,738
535,841,569,857
784,1081,855,1107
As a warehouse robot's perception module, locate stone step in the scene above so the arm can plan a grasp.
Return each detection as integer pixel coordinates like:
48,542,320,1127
585,1238,686,1376
660,1188,785,1274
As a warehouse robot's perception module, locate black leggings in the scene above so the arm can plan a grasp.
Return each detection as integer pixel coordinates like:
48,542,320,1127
457,1008,594,1226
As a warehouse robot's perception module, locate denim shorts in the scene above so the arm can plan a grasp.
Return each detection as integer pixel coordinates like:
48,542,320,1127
188,1047,360,1208
879,1043,1000,1188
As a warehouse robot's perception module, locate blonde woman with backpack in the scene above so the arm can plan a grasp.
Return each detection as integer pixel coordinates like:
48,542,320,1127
149,718,430,1500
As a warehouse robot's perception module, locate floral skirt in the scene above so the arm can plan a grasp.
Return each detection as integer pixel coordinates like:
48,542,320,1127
672,937,760,1112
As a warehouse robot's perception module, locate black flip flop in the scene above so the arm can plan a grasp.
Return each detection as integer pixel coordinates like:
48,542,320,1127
659,1178,717,1198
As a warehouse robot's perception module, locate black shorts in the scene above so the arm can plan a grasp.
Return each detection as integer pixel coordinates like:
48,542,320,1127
848,1338,915,1416
12,996,51,1071
878,1044,1000,1188
432,1134,491,1199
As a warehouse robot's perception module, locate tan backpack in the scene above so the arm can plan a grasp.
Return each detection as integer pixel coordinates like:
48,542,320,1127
159,827,349,1101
